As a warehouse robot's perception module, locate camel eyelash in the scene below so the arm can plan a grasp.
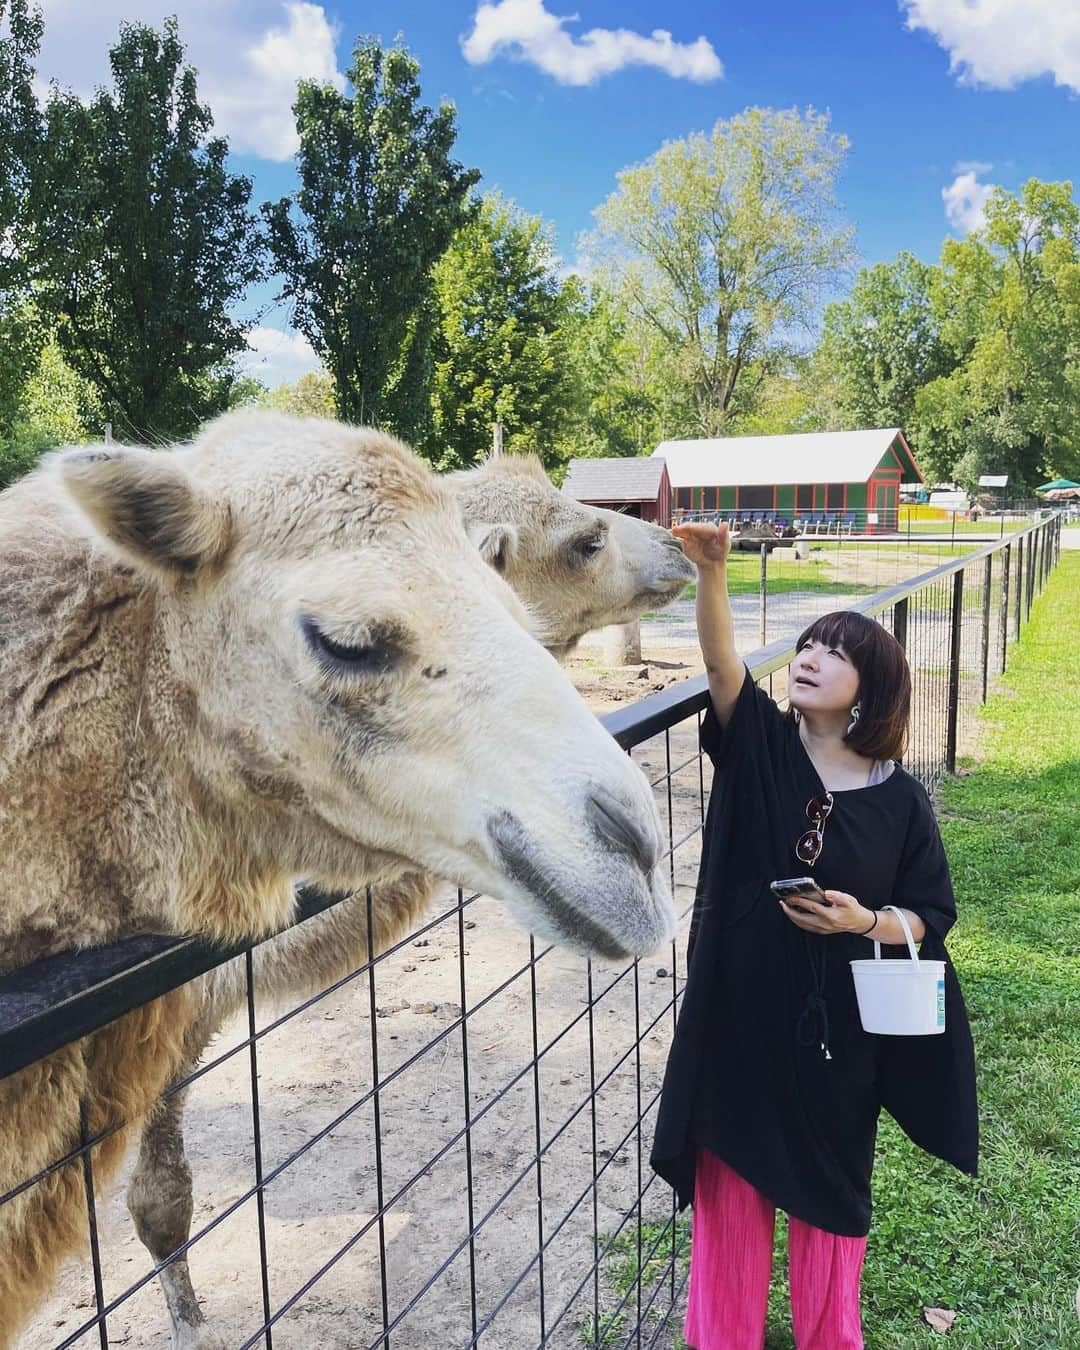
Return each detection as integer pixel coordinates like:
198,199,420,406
300,617,403,678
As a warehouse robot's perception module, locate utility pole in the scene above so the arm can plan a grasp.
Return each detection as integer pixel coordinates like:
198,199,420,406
491,422,503,459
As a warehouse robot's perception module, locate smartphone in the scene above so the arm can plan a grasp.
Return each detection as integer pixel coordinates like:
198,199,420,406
770,877,832,910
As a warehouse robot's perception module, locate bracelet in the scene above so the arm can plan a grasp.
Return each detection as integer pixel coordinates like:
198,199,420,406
859,910,879,937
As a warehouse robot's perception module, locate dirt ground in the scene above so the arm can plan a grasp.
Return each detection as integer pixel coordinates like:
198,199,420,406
27,647,711,1350
563,646,706,716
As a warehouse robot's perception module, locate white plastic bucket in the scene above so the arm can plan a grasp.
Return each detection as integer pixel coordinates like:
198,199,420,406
850,905,946,1036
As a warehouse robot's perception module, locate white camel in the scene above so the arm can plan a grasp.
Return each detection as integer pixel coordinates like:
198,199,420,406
0,409,677,1347
120,451,693,1349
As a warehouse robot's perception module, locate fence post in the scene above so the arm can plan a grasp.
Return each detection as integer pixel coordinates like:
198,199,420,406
1000,544,1011,673
946,569,964,774
1014,537,1024,641
1040,523,1048,590
980,552,992,703
893,596,909,653
759,545,768,647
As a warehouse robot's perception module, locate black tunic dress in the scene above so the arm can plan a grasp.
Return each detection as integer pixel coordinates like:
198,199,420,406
650,669,978,1237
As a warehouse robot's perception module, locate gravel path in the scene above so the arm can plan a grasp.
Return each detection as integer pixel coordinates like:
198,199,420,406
577,590,871,654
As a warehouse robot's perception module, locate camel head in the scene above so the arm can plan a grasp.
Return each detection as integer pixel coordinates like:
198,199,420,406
448,456,694,659
12,411,675,962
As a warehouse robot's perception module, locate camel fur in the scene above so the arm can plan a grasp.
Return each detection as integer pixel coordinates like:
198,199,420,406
0,410,675,1347
123,458,693,1347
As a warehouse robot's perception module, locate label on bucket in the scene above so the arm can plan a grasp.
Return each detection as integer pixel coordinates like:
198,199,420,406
937,978,946,1027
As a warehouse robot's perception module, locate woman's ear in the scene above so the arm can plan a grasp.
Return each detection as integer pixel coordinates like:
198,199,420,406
58,446,231,577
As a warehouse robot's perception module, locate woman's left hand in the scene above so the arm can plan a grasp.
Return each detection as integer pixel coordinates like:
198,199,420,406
777,890,872,935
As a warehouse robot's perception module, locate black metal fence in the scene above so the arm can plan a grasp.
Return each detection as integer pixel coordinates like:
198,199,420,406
0,515,1061,1349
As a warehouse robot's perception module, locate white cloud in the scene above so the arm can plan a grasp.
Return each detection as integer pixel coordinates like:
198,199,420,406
212,3,345,160
902,0,1080,95
461,0,722,87
942,167,996,234
35,1,346,161
237,326,323,388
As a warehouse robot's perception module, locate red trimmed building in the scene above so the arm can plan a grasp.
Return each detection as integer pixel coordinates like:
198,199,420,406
652,428,923,532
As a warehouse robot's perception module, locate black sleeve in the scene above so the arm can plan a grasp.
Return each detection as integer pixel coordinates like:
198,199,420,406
700,665,791,768
893,786,956,940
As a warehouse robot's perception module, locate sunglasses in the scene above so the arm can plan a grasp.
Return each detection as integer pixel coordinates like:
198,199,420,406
795,792,834,867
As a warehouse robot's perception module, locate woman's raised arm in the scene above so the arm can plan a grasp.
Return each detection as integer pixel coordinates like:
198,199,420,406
671,523,744,728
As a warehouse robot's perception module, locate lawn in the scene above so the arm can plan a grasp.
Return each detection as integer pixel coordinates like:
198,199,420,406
595,552,1080,1348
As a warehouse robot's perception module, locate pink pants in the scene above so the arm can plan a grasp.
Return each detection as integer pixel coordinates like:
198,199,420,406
684,1149,867,1350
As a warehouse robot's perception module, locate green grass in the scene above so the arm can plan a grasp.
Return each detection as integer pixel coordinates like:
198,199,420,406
593,554,1080,1348
903,518,1034,536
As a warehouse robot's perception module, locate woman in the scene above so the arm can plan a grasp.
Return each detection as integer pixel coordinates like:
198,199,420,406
651,522,978,1350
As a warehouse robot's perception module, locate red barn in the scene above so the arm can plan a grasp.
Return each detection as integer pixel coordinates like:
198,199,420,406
561,456,672,527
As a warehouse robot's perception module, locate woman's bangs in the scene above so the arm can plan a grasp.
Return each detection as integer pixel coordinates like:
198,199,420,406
800,611,876,665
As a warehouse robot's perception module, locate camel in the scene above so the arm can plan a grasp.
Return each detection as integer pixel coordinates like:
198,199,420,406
117,454,694,1350
449,453,693,657
0,409,678,1348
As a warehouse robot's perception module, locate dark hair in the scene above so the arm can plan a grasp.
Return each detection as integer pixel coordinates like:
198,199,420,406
789,611,911,762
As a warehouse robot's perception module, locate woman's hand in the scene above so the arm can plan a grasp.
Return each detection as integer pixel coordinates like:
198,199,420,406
671,522,731,568
777,889,875,936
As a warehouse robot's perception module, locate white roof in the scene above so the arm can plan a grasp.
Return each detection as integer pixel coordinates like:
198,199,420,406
652,429,911,488
978,474,1009,487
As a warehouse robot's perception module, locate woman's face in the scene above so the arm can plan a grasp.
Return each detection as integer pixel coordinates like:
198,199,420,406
788,638,861,717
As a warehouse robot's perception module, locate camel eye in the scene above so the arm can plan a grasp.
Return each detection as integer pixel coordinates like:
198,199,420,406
573,532,607,562
301,617,401,677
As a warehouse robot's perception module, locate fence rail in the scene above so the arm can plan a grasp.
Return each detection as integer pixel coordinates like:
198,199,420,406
0,515,1061,1349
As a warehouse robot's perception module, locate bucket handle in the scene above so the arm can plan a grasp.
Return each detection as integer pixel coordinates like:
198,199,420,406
873,905,920,964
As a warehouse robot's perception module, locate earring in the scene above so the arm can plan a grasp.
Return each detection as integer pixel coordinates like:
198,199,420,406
792,707,801,724
846,702,861,736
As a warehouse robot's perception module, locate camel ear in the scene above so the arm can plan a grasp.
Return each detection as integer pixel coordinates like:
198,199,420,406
59,446,230,576
467,521,519,573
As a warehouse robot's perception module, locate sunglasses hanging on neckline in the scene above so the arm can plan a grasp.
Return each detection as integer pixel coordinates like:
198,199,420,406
795,791,834,867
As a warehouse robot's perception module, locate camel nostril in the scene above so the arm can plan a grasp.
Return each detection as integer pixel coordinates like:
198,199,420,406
586,788,659,873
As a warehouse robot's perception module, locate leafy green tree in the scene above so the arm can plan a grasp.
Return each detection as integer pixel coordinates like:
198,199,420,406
261,370,336,419
818,253,953,434
555,284,671,459
30,19,264,441
734,353,842,436
915,180,1080,490
0,0,44,442
587,107,853,437
424,194,578,470
264,39,478,438
0,338,101,488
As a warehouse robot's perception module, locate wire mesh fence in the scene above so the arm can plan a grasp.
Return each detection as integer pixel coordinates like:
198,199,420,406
0,515,1060,1350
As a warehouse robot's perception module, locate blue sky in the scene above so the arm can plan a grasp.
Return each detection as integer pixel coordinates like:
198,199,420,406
28,0,1080,385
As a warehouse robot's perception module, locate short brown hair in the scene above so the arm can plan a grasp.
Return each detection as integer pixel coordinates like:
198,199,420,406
790,611,911,762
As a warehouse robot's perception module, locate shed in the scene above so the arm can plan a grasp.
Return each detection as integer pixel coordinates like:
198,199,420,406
562,456,672,526
652,428,923,532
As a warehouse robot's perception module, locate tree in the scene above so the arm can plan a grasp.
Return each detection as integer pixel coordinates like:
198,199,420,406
30,19,264,441
424,195,579,471
555,284,672,459
818,253,953,434
0,339,101,488
261,371,336,419
264,39,479,437
587,107,854,437
0,0,44,442
914,180,1080,489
